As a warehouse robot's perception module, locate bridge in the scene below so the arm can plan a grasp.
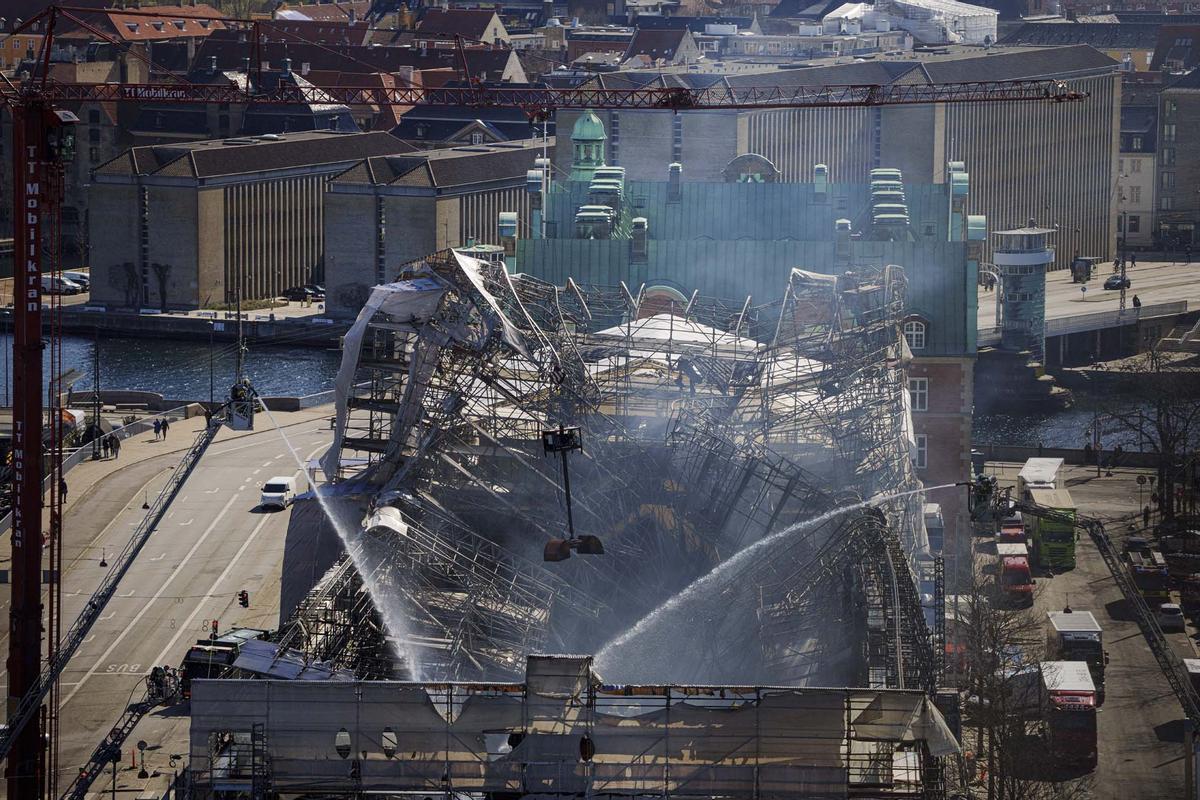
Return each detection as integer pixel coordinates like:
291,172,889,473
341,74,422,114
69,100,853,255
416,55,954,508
978,260,1199,363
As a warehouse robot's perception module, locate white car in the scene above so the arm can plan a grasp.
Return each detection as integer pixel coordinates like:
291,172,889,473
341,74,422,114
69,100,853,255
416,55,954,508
259,476,297,510
1157,602,1186,633
62,270,90,291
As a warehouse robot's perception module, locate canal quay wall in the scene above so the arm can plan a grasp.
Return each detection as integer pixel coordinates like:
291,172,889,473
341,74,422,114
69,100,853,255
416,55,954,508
53,306,346,348
66,388,335,414
973,443,1162,468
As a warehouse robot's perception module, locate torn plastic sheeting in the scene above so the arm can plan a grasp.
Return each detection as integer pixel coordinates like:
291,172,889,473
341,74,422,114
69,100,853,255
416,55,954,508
454,251,531,360
321,278,447,482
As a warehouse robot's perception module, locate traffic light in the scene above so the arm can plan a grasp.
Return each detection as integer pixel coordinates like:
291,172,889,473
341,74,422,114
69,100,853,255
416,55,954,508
238,590,249,608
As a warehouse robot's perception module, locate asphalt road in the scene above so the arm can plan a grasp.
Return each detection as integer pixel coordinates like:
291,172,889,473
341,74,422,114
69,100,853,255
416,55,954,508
984,462,1187,799
0,417,335,798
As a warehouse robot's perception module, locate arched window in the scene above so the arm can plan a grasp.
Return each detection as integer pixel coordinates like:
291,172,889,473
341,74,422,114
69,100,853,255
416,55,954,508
904,319,927,351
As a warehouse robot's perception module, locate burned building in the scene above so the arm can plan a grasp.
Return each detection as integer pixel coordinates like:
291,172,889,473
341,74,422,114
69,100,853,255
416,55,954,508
514,115,984,566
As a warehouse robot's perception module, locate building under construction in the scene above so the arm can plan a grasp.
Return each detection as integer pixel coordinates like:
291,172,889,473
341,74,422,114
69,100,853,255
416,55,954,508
188,244,953,796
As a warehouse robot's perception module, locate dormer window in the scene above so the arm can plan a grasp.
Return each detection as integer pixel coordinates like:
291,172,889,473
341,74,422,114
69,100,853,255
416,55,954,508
904,319,927,350
173,20,186,30
151,21,164,32
125,22,138,33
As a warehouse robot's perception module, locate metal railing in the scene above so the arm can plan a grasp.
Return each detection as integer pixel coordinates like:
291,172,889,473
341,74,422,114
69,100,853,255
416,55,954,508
0,406,193,536
977,300,1190,347
0,419,221,765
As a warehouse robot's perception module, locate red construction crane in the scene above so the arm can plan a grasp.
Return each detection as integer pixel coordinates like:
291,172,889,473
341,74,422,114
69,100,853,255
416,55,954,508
0,5,1086,797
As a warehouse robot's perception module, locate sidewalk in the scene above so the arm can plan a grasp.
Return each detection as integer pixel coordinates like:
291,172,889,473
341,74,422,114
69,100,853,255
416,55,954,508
59,403,335,519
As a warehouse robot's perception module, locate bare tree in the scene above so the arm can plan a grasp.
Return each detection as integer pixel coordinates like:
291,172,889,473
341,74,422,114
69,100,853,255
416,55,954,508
1105,349,1200,523
952,573,1094,799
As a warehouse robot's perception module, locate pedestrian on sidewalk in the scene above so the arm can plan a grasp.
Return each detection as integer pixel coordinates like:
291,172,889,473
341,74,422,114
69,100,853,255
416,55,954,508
204,409,213,428
113,437,121,459
153,419,162,440
1132,294,1141,309
1143,505,1151,529
162,418,170,437
59,478,67,504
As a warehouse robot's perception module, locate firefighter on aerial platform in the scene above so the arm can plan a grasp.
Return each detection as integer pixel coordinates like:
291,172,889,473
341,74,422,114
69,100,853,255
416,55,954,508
967,474,999,521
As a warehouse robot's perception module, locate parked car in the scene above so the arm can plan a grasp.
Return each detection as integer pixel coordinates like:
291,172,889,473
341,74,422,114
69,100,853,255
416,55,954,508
1157,602,1186,632
62,270,90,291
1103,274,1131,290
283,285,324,302
41,274,82,295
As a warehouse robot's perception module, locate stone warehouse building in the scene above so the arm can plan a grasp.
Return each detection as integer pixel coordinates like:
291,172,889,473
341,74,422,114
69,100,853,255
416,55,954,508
90,131,417,310
554,45,1120,268
516,118,986,559
323,140,552,317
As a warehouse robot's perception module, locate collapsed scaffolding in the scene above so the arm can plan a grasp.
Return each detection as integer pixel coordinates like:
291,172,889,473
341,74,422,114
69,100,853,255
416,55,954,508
280,249,936,692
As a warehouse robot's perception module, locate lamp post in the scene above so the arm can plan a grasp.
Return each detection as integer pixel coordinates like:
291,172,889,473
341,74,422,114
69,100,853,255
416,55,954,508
209,320,215,406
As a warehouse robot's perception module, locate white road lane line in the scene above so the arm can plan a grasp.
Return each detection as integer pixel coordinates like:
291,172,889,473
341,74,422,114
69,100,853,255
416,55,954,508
149,511,273,668
61,495,238,709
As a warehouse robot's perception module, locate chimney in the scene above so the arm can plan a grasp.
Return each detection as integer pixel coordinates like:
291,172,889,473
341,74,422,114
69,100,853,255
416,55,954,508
813,163,828,202
835,218,851,264
667,162,682,202
209,55,218,74
631,216,648,262
348,8,356,24
499,211,518,263
281,57,292,76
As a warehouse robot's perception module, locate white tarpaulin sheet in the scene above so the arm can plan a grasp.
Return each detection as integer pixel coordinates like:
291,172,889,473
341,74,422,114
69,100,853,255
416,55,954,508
321,278,446,481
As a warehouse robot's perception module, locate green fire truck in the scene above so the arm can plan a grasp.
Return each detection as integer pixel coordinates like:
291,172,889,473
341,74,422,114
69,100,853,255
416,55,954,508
1026,488,1077,569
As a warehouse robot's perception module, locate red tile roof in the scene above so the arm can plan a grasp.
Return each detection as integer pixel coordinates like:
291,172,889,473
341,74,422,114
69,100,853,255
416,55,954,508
59,5,227,42
416,8,500,40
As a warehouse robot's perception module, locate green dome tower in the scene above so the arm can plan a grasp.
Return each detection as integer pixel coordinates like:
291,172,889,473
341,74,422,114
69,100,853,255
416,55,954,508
569,110,606,182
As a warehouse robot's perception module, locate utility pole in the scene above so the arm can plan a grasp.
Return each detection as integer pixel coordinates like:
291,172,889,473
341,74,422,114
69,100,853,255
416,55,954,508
209,321,215,406
91,326,101,460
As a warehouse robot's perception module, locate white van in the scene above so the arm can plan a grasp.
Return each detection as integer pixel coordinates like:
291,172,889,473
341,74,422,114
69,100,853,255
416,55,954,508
260,476,297,510
41,274,82,295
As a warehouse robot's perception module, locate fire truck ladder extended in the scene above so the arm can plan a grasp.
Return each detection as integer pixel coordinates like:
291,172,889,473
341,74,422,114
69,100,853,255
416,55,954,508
60,689,155,800
0,420,220,764
970,480,1200,725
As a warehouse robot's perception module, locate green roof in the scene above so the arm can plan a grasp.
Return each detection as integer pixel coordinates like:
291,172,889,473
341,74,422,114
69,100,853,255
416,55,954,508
571,110,606,143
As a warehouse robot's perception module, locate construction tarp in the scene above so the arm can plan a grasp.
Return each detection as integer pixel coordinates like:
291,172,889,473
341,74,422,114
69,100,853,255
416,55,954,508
189,656,958,796
321,278,446,481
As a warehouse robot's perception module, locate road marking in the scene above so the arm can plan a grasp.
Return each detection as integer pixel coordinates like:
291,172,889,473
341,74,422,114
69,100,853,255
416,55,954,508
261,461,273,468
61,495,238,709
178,519,193,527
120,590,134,597
253,469,262,475
83,634,95,644
151,553,166,562
150,511,274,668
99,613,114,621
205,488,219,495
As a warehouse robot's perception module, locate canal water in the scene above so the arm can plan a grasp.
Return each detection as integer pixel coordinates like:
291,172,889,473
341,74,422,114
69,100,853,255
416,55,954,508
974,389,1148,450
0,332,341,404
0,332,1152,452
